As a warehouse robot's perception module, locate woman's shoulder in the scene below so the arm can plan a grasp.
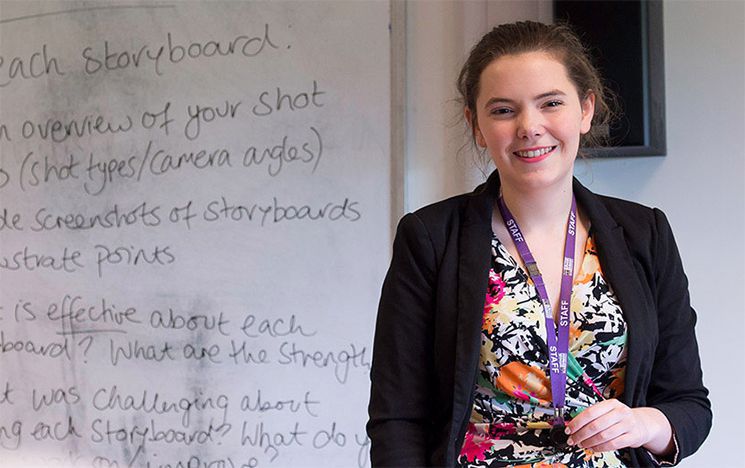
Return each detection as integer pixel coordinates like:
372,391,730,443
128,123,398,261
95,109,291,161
410,192,474,223
393,187,492,257
405,186,491,233
577,183,671,235
595,193,657,222
580,188,680,262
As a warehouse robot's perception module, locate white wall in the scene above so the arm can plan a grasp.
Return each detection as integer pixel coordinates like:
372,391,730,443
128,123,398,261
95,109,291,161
405,1,745,465
405,0,477,211
577,2,745,465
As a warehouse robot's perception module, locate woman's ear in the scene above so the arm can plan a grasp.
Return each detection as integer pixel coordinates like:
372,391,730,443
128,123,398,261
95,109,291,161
464,107,487,148
580,92,596,135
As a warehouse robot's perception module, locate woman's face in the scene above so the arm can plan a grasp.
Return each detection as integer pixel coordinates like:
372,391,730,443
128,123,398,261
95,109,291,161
468,51,595,193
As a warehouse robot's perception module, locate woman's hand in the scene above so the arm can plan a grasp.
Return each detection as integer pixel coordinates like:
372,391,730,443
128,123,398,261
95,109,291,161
565,399,674,456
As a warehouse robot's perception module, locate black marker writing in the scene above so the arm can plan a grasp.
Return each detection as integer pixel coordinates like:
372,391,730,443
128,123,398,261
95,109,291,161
0,381,14,406
149,309,230,337
31,386,81,411
0,208,23,232
240,421,306,462
239,389,320,417
30,416,82,442
109,339,177,365
252,80,325,117
184,99,242,140
0,246,84,273
0,420,22,450
91,386,229,428
0,332,72,360
0,44,65,88
82,26,278,77
240,313,316,338
20,113,133,143
228,341,270,365
90,418,231,450
94,243,175,278
31,202,162,232
276,342,371,384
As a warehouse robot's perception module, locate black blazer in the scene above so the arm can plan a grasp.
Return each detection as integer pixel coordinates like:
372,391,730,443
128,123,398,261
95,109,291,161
367,171,711,467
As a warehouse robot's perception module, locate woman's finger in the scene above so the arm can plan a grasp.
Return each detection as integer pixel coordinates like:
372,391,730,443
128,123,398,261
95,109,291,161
568,404,656,453
575,420,627,449
586,432,638,453
566,400,630,448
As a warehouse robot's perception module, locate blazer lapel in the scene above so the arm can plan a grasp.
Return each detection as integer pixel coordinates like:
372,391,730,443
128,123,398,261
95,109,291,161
574,180,652,406
447,172,497,460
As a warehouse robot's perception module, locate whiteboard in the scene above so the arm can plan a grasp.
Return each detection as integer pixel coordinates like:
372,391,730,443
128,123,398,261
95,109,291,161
0,2,396,467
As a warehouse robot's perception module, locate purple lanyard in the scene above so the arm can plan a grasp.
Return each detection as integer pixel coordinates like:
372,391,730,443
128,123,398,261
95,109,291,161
497,195,577,423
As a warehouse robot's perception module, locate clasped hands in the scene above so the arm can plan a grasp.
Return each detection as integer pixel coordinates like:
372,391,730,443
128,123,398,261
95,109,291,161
564,399,674,457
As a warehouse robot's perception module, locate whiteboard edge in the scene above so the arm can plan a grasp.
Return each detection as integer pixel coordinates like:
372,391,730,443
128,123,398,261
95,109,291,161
390,0,406,245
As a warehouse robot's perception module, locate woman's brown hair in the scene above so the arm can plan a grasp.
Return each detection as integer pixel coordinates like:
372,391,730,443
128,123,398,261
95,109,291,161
457,21,615,150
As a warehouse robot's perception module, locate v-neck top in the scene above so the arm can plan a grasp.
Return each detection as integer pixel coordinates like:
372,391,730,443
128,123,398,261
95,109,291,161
457,234,629,467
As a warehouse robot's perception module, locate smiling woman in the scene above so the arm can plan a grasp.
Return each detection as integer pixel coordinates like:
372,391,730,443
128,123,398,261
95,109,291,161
367,21,710,468
467,51,594,194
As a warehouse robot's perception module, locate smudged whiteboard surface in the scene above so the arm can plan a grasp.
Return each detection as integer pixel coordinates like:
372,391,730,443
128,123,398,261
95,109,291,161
0,2,391,467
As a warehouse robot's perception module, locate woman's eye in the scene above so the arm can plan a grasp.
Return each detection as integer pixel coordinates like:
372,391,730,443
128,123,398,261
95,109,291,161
490,107,513,116
544,100,563,108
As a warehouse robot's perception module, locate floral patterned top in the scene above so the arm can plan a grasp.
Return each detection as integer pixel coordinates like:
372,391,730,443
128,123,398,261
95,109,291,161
457,234,629,468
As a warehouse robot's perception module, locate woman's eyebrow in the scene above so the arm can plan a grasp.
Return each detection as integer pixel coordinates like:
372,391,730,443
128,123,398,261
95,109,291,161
535,90,567,99
483,97,513,108
482,89,568,108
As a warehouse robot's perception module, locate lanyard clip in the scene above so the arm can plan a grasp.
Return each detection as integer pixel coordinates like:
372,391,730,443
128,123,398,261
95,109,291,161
553,407,564,424
549,408,569,448
563,257,574,276
525,261,541,277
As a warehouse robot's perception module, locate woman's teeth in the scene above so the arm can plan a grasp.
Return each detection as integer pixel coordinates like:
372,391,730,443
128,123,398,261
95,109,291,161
515,146,555,158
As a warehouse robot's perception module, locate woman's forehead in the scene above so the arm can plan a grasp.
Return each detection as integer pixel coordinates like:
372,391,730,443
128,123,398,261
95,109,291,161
477,51,576,101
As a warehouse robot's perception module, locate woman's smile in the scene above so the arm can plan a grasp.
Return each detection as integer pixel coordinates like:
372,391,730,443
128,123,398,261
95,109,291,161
513,145,557,163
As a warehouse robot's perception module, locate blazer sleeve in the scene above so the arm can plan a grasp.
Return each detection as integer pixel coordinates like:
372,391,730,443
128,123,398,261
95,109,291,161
645,208,712,463
367,213,437,467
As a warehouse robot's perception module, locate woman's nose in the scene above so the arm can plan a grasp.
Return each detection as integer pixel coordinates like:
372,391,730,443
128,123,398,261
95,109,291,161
516,110,545,139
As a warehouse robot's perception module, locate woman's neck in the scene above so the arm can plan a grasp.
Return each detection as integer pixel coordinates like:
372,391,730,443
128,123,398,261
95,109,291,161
499,179,574,235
